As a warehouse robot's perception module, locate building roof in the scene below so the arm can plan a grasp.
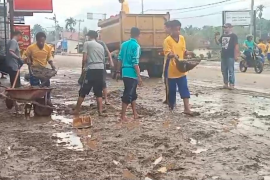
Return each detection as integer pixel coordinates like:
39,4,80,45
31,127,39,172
62,31,82,41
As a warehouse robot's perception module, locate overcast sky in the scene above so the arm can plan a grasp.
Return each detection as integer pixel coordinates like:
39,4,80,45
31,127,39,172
25,0,270,31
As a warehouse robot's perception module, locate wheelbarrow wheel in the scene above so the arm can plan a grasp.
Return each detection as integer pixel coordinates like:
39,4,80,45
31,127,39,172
5,98,14,109
34,98,53,116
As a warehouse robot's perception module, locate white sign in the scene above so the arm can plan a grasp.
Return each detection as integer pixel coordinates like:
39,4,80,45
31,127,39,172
87,13,106,20
225,11,252,26
87,13,93,20
14,16,25,24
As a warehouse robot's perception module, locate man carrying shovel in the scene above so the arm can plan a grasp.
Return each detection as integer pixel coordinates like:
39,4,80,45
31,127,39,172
23,32,56,105
6,31,24,88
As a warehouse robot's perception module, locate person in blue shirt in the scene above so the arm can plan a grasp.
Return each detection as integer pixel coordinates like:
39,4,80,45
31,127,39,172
117,27,142,122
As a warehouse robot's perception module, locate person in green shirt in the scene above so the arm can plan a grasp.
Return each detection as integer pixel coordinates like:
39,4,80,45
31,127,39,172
243,35,257,60
117,27,142,122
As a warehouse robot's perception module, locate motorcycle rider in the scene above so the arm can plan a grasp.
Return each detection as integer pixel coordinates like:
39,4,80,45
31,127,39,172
243,35,258,63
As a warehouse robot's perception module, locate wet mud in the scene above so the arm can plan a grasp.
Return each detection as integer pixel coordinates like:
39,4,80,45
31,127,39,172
0,57,270,180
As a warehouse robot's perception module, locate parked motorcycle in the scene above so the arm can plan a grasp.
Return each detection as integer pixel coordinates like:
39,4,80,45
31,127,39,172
239,47,264,74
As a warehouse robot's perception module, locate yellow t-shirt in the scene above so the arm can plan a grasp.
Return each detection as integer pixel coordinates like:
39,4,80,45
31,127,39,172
267,43,270,53
122,1,129,14
258,43,267,55
24,43,53,67
163,35,186,78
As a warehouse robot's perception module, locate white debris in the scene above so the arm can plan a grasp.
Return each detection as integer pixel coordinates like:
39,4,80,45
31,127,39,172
153,156,163,166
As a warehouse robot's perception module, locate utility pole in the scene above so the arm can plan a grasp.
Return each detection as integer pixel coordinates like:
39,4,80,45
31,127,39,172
3,0,7,53
250,0,254,35
141,0,144,14
8,0,14,34
45,14,58,45
76,19,84,53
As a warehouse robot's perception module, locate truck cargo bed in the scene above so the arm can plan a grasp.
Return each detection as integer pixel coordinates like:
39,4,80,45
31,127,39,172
98,12,170,52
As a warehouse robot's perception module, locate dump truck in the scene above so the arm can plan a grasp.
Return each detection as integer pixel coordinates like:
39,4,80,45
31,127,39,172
98,11,170,78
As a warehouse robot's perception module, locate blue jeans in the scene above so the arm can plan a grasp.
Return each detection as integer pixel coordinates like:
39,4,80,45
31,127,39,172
122,77,138,104
167,76,190,110
221,58,235,85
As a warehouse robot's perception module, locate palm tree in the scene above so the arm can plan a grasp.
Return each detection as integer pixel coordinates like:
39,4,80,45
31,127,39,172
257,5,265,38
31,24,46,41
65,17,76,32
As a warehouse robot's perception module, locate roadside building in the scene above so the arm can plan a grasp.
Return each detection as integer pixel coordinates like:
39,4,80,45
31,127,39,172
60,31,83,54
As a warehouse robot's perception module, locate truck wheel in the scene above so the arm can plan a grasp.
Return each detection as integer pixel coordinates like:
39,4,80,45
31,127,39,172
147,65,163,78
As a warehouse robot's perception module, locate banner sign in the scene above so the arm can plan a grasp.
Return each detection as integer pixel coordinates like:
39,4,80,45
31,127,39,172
14,25,31,50
14,0,53,13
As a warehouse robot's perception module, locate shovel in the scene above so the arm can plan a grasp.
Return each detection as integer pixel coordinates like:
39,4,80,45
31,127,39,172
6,65,23,111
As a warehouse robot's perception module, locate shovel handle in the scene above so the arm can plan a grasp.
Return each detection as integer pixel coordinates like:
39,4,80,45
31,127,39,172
12,69,20,89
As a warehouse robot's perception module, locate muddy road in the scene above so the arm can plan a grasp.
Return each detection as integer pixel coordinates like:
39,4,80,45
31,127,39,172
0,55,270,180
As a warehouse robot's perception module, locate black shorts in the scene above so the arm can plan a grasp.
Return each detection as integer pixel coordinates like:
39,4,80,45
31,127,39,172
121,77,138,104
103,68,107,88
8,68,21,88
79,69,104,98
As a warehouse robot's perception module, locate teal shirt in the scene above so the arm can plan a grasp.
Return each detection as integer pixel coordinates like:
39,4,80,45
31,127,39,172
244,40,255,50
118,38,141,79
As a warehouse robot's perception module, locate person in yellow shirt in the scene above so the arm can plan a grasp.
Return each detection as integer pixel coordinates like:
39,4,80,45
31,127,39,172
120,0,129,14
258,39,267,55
24,32,55,69
258,39,267,63
267,39,270,63
163,20,198,116
24,32,56,104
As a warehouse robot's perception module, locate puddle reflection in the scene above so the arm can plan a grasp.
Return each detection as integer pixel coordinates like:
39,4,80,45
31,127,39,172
52,131,83,151
51,114,73,124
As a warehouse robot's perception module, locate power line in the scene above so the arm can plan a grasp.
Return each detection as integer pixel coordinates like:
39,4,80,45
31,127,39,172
171,0,242,15
175,4,270,20
176,12,222,19
144,0,234,12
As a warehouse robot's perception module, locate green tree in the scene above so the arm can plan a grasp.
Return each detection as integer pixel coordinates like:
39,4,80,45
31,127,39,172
83,27,88,36
257,5,265,38
31,24,46,38
65,17,76,32
31,24,47,42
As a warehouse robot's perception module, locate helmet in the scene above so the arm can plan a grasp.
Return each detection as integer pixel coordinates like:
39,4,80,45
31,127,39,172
246,34,253,39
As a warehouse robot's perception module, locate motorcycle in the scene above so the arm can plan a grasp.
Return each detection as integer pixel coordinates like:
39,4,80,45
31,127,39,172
239,47,264,74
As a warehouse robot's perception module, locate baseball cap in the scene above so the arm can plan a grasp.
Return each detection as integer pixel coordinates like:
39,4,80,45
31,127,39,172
223,23,233,28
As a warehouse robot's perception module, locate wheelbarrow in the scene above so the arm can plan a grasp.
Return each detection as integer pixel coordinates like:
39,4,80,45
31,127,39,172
0,86,54,116
0,66,56,116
